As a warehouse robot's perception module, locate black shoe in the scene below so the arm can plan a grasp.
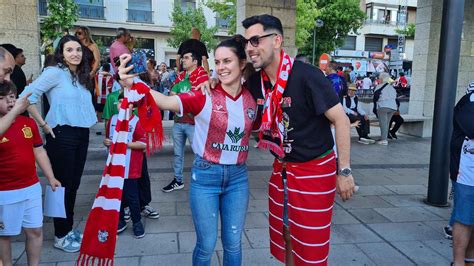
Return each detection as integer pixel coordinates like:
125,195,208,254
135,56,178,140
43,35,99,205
390,131,398,139
117,220,128,234
133,221,145,239
162,178,184,192
443,225,452,240
387,134,393,140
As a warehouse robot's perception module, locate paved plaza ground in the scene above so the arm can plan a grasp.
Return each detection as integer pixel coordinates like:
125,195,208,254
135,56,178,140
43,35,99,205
11,122,453,265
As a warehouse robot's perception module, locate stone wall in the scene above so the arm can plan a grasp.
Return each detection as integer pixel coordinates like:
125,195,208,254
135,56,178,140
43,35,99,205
236,0,297,56
407,0,474,137
0,0,41,79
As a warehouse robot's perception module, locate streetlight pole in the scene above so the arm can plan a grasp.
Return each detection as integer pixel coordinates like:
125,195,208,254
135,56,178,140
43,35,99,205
312,19,324,65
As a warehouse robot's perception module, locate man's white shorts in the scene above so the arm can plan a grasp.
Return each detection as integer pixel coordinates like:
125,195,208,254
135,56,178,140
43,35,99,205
0,195,43,236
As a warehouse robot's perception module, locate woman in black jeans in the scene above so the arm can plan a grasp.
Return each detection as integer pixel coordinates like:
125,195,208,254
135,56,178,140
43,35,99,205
21,35,97,253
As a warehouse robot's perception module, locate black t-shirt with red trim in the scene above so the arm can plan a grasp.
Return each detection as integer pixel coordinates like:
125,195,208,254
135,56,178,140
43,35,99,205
246,61,340,162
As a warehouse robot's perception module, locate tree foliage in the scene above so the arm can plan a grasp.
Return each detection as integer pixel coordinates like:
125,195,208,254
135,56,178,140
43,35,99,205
297,0,366,63
41,0,78,43
206,0,236,35
168,5,218,51
395,23,416,39
296,0,320,48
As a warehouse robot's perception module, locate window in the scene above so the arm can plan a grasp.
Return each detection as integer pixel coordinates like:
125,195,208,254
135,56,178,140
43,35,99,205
365,37,383,52
176,0,196,12
38,0,48,16
75,0,104,19
128,0,153,23
339,36,356,50
216,16,230,29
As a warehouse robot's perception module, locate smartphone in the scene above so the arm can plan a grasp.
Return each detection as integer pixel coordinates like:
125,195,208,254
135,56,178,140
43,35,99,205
126,51,147,74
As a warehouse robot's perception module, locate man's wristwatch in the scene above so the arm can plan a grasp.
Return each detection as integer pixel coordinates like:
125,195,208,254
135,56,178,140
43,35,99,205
338,167,352,177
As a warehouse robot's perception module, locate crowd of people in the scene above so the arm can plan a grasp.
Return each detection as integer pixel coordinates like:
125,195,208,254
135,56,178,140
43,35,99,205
0,12,471,266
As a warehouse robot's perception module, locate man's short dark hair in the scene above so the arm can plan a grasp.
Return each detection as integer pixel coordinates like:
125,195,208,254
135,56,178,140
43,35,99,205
116,27,130,39
0,81,17,96
242,14,284,36
102,62,111,72
0,44,19,59
182,49,202,66
348,66,354,71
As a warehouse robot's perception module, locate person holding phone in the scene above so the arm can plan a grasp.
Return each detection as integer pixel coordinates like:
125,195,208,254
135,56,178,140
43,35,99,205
20,35,97,253
118,35,256,265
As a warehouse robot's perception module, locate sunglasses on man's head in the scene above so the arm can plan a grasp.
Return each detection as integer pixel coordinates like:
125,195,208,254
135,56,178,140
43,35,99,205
245,33,277,47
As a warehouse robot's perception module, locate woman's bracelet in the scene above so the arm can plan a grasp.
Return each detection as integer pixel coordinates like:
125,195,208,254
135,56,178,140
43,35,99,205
40,122,48,128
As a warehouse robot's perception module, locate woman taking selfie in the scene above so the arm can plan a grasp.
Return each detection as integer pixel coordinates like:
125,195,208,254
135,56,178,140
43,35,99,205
119,35,256,266
21,35,97,253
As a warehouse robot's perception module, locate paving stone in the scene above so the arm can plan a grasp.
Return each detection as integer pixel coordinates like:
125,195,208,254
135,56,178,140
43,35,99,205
249,188,269,200
353,175,398,186
218,248,281,265
115,233,178,257
354,185,395,196
17,240,80,263
356,242,415,265
244,212,269,228
384,185,428,195
145,216,194,233
176,201,192,216
56,256,140,266
154,201,176,216
348,209,391,224
368,222,444,241
328,244,376,265
330,224,383,244
391,241,451,265
140,253,220,266
245,228,269,248
178,231,251,253
335,195,394,209
332,209,360,224
380,195,426,207
10,241,25,261
421,239,452,261
423,206,453,220
248,199,268,213
374,207,443,222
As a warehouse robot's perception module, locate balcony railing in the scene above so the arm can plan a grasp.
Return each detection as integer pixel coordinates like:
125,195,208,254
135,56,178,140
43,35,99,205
127,9,153,24
78,4,105,19
38,0,48,16
365,19,398,26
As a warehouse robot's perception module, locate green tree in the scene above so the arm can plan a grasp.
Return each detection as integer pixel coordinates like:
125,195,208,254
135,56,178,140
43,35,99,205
168,4,218,51
296,0,320,48
206,0,236,35
395,23,416,38
41,0,78,44
298,0,366,63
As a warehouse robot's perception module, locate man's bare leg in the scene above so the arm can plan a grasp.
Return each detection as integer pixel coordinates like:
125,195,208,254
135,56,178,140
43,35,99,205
453,222,472,266
283,226,294,266
465,229,474,265
24,228,42,266
0,236,12,266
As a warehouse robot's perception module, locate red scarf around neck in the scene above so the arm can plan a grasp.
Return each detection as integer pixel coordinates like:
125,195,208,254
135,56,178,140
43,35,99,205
77,82,163,266
257,50,294,158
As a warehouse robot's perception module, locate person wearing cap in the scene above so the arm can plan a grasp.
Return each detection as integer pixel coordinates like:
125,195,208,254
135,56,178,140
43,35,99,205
342,84,375,144
373,72,397,145
450,82,474,266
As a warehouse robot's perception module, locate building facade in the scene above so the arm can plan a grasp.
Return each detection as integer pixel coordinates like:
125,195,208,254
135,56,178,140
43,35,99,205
38,0,230,69
332,0,417,77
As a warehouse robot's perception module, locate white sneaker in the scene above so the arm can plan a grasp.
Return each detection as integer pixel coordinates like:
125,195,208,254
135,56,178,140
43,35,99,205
357,139,370,145
54,231,81,253
360,137,376,144
376,140,388,145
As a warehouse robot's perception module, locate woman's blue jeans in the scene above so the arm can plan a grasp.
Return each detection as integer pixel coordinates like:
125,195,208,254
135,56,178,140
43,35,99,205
190,155,249,266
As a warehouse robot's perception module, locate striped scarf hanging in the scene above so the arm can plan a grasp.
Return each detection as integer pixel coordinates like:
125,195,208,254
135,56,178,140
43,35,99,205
77,83,162,265
257,50,293,158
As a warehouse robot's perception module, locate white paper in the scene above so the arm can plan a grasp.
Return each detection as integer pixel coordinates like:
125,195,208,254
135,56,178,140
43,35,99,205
44,186,66,218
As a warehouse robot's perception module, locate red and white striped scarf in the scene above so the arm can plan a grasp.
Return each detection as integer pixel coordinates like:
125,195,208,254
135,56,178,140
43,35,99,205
257,50,293,158
77,82,162,266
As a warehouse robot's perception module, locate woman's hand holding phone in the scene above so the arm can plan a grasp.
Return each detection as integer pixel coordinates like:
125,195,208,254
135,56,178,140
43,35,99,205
118,54,138,91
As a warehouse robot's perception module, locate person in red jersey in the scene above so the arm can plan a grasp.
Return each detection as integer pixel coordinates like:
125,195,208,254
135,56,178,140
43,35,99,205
0,81,61,266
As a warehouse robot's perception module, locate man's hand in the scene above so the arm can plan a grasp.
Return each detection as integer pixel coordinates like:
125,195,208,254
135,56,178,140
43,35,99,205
336,174,355,201
11,92,31,116
48,177,61,191
103,138,112,147
196,80,214,95
118,54,139,90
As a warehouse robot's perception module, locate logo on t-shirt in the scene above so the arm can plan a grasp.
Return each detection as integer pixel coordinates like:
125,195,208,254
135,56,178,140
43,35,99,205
0,137,8,144
22,126,33,139
247,108,256,120
227,127,244,143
